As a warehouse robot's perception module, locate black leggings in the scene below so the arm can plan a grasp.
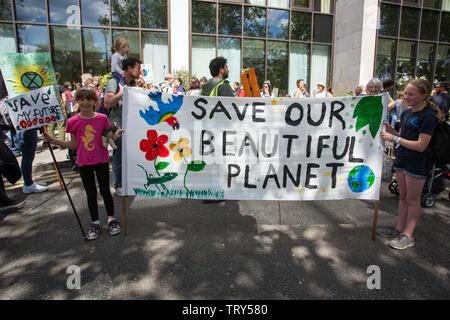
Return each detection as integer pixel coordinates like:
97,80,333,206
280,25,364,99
78,162,114,221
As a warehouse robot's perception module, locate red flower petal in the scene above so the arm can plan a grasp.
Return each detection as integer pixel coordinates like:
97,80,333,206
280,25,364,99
146,130,158,142
140,139,150,152
158,145,170,158
157,134,168,145
145,147,159,161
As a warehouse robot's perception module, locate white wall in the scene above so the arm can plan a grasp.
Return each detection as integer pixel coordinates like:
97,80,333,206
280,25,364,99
170,0,190,72
333,0,379,96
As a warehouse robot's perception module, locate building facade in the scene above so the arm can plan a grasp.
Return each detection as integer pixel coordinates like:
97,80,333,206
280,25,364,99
0,0,449,96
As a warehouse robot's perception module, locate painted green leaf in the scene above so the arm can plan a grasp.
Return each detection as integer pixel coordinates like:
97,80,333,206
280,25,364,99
47,88,52,95
353,96,383,138
155,162,169,170
187,160,206,172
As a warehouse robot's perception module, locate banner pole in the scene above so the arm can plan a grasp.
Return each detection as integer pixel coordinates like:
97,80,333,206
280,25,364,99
43,126,64,191
40,128,87,240
372,200,380,241
122,196,127,236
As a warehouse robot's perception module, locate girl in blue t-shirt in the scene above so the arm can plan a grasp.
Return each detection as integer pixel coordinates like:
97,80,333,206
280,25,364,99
379,79,443,250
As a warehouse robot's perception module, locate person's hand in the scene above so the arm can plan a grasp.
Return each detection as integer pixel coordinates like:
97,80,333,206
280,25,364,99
383,121,397,135
380,131,395,141
42,131,54,145
115,128,124,137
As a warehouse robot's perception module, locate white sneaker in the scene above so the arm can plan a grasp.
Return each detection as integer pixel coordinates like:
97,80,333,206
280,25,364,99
23,182,48,194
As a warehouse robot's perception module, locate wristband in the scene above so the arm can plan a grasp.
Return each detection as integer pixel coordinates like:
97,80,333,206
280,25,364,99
394,136,401,144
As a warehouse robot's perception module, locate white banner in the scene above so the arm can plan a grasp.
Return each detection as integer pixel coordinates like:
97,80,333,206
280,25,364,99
5,85,64,131
123,88,388,201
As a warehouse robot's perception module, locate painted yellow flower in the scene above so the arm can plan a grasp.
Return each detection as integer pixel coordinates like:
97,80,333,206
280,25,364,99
169,138,192,162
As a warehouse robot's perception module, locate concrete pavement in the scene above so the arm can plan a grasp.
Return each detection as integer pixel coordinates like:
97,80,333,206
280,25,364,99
0,137,449,300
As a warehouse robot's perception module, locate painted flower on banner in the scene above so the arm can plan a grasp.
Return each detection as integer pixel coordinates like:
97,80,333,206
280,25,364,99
169,138,192,162
140,129,169,161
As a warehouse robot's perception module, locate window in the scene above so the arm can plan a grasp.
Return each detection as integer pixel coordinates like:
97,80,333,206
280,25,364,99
50,26,82,83
112,29,140,59
435,45,450,82
423,0,440,9
420,10,439,41
243,39,265,87
17,24,48,53
219,3,242,36
379,4,399,37
142,31,168,85
416,43,435,83
15,0,46,23
81,0,109,26
49,0,78,24
218,37,241,85
192,0,216,34
396,40,417,91
83,28,111,77
192,35,216,79
289,42,310,95
267,9,289,39
0,23,17,54
376,38,396,81
400,7,420,39
291,11,311,41
267,41,288,95
267,0,289,9
311,44,330,90
1,0,12,20
141,0,168,29
111,0,139,28
313,14,332,43
244,6,266,37
314,0,333,14
293,0,310,9
440,12,450,42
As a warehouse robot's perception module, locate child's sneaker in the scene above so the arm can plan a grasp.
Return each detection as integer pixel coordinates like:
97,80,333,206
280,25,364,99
87,223,100,240
108,219,121,236
23,182,48,194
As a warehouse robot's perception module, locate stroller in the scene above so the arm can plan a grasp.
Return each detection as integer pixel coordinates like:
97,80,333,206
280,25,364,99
388,164,450,208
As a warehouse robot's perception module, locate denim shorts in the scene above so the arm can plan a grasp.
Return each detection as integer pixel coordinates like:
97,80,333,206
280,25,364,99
393,166,428,180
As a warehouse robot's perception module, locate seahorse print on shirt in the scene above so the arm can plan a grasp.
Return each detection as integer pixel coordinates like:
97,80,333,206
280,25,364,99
81,125,96,151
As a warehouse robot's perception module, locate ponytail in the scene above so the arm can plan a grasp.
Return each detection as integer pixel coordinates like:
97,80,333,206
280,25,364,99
426,100,444,124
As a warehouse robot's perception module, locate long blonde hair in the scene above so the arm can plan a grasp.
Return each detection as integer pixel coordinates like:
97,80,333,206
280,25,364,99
112,38,129,55
409,79,444,124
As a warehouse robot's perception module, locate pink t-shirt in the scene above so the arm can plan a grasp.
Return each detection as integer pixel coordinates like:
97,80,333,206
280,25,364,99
65,113,111,166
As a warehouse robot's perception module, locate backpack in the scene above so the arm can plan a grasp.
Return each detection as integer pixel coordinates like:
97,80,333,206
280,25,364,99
97,78,119,116
431,121,450,165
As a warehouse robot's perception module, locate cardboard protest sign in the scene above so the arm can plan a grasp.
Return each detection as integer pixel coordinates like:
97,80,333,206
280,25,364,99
5,85,64,132
122,88,388,201
240,68,260,97
140,64,154,84
0,53,57,99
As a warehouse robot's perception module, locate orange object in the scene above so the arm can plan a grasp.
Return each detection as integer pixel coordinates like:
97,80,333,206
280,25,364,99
240,68,260,97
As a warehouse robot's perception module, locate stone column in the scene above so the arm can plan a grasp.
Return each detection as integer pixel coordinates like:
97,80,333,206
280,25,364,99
170,0,190,72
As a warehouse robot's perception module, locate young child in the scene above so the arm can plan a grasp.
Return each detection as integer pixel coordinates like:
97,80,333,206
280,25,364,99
379,79,443,250
111,38,130,87
43,88,124,240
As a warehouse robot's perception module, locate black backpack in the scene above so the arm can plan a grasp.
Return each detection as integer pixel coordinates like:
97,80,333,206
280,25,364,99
431,121,450,165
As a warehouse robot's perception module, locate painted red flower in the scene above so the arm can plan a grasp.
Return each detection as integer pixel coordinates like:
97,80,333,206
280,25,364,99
27,121,32,127
139,130,169,161
32,119,37,125
51,116,56,122
46,117,51,123
39,119,44,124
20,120,27,129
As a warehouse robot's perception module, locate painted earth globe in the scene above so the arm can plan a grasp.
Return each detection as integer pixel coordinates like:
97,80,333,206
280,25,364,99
347,165,375,193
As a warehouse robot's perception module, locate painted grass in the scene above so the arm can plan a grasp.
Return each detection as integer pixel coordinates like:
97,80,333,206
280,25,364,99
133,188,225,200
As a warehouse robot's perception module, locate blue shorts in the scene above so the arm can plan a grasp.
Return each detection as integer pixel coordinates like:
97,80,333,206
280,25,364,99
393,166,428,180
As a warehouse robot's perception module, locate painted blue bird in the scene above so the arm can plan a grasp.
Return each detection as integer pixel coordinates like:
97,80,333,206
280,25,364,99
139,92,184,130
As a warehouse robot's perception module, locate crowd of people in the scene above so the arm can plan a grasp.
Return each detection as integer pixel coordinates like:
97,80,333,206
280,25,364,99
0,37,449,248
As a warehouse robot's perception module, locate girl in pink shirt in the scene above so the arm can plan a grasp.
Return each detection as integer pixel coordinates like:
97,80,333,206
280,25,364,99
44,88,123,240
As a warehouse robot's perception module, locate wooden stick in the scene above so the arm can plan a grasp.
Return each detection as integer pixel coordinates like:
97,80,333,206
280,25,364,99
372,200,380,241
43,126,64,190
122,196,127,236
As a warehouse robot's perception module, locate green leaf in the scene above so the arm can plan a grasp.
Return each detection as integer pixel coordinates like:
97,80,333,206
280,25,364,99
155,162,169,170
187,160,206,172
352,96,383,139
47,88,52,95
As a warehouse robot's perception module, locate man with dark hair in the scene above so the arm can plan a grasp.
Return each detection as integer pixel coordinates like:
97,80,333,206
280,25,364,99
430,82,450,121
104,57,141,195
200,57,234,97
381,79,395,103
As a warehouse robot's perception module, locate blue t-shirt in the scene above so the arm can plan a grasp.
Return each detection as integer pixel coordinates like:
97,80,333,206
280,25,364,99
394,107,437,175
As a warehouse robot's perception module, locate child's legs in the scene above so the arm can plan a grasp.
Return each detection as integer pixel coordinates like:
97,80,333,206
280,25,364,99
95,162,115,218
402,174,426,238
112,72,125,86
20,129,38,187
396,170,408,232
78,164,99,222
